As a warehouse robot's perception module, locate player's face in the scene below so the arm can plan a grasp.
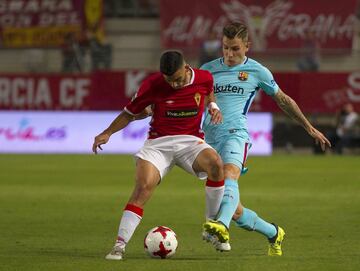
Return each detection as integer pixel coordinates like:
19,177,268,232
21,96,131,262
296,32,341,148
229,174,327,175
222,36,249,66
163,64,191,89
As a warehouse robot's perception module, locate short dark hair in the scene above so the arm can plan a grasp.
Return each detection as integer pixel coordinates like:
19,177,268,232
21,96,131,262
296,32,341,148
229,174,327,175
160,51,184,76
223,22,248,41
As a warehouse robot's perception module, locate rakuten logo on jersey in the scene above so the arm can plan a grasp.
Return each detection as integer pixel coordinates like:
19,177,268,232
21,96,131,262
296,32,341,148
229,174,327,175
214,84,245,94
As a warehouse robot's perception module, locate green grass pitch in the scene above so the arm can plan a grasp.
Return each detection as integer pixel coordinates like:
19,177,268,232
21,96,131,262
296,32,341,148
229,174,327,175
0,154,359,271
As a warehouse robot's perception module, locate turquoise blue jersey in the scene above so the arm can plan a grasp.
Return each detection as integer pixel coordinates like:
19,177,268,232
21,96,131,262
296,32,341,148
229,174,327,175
201,57,279,143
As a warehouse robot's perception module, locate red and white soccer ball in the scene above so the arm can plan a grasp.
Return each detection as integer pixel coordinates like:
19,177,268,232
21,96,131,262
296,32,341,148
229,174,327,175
144,226,178,259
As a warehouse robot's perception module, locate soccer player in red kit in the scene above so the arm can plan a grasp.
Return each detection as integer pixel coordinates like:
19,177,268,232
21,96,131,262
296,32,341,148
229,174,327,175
92,51,225,260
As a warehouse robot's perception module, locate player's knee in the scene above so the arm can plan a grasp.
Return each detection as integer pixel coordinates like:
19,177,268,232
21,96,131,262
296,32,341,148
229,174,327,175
236,208,258,231
134,178,155,194
129,179,156,206
195,149,223,180
232,205,244,220
207,153,224,180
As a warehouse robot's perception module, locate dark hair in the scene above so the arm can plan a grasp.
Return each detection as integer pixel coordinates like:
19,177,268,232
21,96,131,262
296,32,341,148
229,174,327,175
223,22,248,41
160,51,184,76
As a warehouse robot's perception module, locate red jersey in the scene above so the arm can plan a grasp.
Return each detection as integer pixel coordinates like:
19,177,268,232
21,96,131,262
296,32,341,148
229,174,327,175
125,68,213,139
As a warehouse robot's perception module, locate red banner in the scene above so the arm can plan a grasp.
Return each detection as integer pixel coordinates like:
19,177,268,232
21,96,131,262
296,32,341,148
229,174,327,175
0,0,104,48
0,71,145,110
160,0,357,52
252,72,360,113
0,71,359,113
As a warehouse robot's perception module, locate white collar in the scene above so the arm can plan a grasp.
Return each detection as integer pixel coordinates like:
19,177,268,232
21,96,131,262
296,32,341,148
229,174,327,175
183,67,195,87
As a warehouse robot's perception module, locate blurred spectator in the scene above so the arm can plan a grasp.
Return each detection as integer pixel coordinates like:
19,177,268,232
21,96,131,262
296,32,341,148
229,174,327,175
297,30,320,71
61,33,85,73
328,103,359,154
84,0,112,71
199,31,222,65
104,0,158,17
138,0,158,16
24,49,46,73
104,0,135,17
88,35,112,71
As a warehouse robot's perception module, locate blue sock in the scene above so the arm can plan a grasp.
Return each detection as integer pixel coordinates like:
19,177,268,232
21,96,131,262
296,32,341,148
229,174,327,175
234,207,277,239
216,179,239,228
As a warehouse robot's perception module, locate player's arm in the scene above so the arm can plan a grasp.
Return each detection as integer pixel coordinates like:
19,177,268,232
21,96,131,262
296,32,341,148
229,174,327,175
206,91,222,124
132,105,153,121
93,77,153,154
92,111,134,154
273,88,331,151
204,70,222,124
93,106,153,154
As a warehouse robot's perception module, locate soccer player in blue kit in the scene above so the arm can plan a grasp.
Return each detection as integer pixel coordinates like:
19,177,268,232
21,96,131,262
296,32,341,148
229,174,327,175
202,22,331,256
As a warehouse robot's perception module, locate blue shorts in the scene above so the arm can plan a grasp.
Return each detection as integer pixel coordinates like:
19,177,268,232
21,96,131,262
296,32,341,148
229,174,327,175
208,134,251,171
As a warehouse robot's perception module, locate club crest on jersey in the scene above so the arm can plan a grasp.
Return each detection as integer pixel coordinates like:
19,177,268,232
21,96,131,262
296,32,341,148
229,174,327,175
238,72,248,81
194,92,201,106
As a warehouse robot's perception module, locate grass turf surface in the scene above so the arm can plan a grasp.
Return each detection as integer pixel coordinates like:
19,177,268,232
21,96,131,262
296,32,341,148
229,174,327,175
0,154,359,271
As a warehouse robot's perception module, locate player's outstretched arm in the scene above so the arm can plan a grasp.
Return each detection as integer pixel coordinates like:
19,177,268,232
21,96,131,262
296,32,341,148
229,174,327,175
92,111,135,154
133,105,153,121
273,88,331,151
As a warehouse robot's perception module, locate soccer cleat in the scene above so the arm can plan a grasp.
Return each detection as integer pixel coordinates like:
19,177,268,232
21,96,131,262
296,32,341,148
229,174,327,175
105,244,125,260
202,231,231,252
203,220,230,243
268,224,285,256
241,166,249,176
202,230,215,243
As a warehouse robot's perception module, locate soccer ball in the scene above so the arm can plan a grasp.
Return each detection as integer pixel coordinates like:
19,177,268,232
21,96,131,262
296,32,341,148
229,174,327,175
144,226,178,259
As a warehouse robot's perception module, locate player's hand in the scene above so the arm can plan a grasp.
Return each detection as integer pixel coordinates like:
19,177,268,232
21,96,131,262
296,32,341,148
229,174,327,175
209,108,223,124
92,132,110,154
307,126,331,151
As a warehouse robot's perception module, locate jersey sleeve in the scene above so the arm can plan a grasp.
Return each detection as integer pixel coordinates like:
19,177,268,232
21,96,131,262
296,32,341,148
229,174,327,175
204,70,214,95
124,78,153,115
200,62,211,71
257,66,279,96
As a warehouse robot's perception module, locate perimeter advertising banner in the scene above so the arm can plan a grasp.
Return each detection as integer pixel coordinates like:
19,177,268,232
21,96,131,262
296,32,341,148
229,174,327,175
0,0,104,47
159,0,357,52
0,111,272,155
0,71,359,113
